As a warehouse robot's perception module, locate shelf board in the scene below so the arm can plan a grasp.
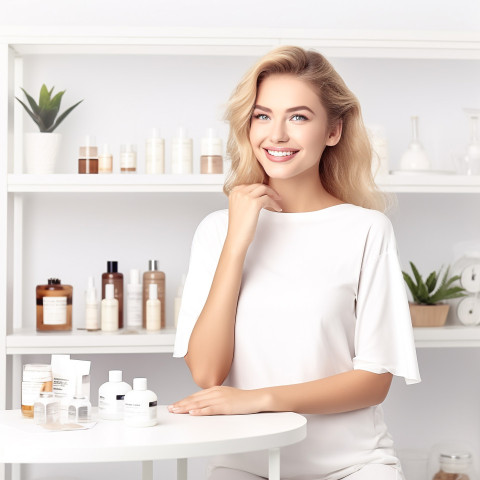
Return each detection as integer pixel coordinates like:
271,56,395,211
413,326,480,348
7,173,480,194
7,174,225,193
2,27,480,59
6,328,176,354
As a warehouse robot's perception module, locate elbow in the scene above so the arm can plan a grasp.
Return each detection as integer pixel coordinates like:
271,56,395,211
372,372,393,405
192,372,225,389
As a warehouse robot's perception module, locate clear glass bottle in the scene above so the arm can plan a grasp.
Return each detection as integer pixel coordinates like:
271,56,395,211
68,377,92,423
21,364,53,417
34,391,60,425
400,116,430,171
36,278,73,331
432,451,473,480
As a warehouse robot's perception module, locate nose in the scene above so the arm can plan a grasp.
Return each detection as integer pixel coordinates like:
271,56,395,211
270,119,289,143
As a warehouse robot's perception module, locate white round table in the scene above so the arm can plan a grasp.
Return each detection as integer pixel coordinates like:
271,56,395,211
0,407,307,480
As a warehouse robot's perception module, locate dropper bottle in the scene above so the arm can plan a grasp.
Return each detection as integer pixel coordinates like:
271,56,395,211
68,374,91,423
85,276,99,331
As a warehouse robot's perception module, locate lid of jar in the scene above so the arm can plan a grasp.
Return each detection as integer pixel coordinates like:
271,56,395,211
48,278,61,285
201,128,223,156
440,451,472,473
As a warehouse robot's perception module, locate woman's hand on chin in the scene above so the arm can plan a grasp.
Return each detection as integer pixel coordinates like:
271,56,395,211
168,386,270,416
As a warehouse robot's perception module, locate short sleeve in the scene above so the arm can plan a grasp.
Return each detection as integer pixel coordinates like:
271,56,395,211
353,214,421,385
173,210,228,358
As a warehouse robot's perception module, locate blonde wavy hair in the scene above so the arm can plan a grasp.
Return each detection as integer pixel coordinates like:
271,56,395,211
223,45,389,212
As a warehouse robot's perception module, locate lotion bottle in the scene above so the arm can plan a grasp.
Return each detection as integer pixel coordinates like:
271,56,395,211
98,370,132,420
85,276,99,330
146,284,161,331
127,268,142,329
124,377,157,427
145,128,165,174
142,260,165,329
171,127,193,174
102,261,124,328
101,284,119,332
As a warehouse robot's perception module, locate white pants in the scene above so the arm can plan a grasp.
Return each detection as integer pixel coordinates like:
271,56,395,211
208,464,403,480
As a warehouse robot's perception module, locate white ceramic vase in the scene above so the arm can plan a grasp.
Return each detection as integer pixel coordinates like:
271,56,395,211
24,132,62,174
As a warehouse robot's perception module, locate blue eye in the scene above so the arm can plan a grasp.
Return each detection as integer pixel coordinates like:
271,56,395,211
253,113,269,120
291,114,308,121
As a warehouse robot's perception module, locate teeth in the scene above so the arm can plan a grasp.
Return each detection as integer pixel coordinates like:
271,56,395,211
267,150,295,157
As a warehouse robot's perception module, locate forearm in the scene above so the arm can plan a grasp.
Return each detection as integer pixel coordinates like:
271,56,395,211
185,237,247,388
260,370,393,414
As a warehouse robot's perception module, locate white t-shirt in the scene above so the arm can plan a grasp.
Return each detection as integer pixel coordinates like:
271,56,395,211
174,204,421,480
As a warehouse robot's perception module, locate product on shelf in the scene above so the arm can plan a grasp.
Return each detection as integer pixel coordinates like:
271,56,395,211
102,284,119,332
126,268,142,328
98,370,132,420
142,260,165,329
101,261,124,328
36,278,73,331
34,391,59,425
124,377,157,427
146,128,165,174
98,143,113,174
85,276,99,331
146,283,161,331
120,143,137,173
171,126,193,174
200,128,223,174
78,135,99,174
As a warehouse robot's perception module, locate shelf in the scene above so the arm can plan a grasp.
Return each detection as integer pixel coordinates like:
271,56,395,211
6,328,176,354
2,27,480,59
7,174,225,193
413,326,480,348
7,173,480,194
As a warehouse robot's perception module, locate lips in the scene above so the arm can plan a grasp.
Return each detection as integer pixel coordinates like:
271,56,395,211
263,147,299,162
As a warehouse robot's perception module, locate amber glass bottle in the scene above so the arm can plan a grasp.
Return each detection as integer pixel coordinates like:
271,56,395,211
36,278,73,331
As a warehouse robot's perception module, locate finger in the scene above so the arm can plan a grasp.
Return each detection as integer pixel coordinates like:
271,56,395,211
259,194,282,212
250,184,281,200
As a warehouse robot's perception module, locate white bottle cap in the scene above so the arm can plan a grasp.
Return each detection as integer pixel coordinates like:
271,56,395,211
149,283,158,300
84,135,96,147
133,377,147,391
86,276,97,302
109,370,122,382
105,283,115,300
121,143,137,153
173,127,192,146
201,128,223,156
149,127,162,139
100,143,111,156
130,268,140,284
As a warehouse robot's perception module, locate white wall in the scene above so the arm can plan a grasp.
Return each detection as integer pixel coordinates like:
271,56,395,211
4,2,480,480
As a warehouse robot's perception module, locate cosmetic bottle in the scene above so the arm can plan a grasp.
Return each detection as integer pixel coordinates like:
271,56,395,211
120,143,137,173
200,128,223,174
98,370,132,420
98,143,113,174
21,364,52,418
124,377,157,427
36,278,73,331
55,393,71,424
146,128,165,174
34,391,59,425
102,261,124,328
85,276,99,331
142,260,165,329
68,376,91,423
101,284,119,332
174,274,186,328
78,135,99,174
146,284,161,331
171,127,193,174
127,268,142,329
400,116,430,171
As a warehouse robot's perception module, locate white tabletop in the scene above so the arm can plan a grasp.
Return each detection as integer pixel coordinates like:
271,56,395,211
0,407,307,464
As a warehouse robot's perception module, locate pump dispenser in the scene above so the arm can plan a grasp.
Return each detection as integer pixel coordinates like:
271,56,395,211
124,377,157,427
85,276,99,330
171,127,193,174
200,128,223,174
102,261,124,328
142,260,165,329
98,370,132,420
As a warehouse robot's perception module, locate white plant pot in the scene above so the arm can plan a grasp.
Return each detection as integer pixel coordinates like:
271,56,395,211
24,132,62,174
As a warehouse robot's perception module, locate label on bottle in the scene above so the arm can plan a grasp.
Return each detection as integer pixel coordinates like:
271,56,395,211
120,152,136,169
99,393,126,413
127,289,142,327
124,400,157,420
43,296,67,325
22,381,49,407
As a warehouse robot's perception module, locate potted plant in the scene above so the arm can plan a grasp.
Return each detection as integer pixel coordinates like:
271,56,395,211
16,84,83,174
402,261,466,327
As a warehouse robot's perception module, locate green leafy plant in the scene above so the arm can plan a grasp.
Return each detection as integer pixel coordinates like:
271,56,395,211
15,84,83,133
402,261,466,305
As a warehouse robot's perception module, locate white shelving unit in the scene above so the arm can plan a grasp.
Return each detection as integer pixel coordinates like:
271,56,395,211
2,28,480,418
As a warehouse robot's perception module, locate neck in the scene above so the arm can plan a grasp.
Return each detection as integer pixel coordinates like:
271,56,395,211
268,172,343,213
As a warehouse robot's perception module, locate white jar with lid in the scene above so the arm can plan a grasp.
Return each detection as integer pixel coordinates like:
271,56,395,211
432,451,474,480
171,127,193,174
200,128,223,174
98,370,132,420
124,377,157,427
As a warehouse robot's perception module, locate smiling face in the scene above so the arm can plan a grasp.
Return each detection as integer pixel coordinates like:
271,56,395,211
249,74,342,183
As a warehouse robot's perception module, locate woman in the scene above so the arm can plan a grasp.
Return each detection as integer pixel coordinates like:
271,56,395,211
171,46,421,480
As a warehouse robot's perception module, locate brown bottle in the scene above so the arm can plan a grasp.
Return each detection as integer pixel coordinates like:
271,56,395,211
102,261,124,329
78,136,99,174
36,278,73,331
142,260,165,329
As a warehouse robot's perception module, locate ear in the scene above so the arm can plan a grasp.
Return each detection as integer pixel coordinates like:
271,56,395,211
326,120,342,147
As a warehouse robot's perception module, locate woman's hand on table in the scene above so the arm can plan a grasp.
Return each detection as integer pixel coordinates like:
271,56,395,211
168,386,269,416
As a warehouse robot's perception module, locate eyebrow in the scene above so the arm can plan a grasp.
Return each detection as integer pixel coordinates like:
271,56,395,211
253,104,315,115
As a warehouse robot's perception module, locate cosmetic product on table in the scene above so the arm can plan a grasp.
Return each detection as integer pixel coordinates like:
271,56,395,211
102,261,124,328
68,376,92,423
78,135,99,174
36,278,73,331
21,364,53,418
98,370,132,420
101,284,119,332
171,127,193,174
34,392,59,425
142,260,165,329
120,143,137,173
146,128,165,174
200,128,223,174
85,276,99,331
127,268,142,329
124,377,157,427
98,143,113,174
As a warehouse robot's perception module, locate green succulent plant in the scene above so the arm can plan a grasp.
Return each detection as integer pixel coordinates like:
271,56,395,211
15,84,83,133
402,261,467,305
